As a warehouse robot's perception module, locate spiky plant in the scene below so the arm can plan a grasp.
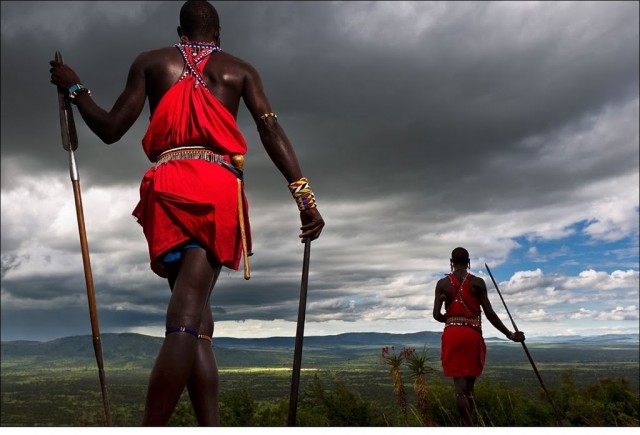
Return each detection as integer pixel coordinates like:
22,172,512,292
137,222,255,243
404,346,437,426
381,346,408,422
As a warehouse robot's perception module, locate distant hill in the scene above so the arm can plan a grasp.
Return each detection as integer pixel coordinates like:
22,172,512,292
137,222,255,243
214,330,444,348
2,331,637,371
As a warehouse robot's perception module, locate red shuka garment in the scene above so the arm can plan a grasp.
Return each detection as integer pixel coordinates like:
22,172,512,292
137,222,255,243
440,272,487,377
132,43,251,278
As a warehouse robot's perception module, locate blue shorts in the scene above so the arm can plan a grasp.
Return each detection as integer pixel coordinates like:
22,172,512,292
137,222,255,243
162,240,206,263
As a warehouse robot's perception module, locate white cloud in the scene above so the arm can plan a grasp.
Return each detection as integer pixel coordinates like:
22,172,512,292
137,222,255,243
570,306,639,321
1,1,637,340
564,269,639,291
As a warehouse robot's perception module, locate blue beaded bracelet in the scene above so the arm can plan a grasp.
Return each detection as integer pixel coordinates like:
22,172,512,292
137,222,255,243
68,83,91,100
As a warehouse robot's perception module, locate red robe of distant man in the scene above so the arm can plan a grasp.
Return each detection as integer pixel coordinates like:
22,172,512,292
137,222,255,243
441,273,487,377
132,45,251,278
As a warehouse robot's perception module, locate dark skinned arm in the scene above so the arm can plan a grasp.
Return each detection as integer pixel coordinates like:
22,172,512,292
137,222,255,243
49,53,147,144
241,63,324,241
477,277,525,342
433,280,447,323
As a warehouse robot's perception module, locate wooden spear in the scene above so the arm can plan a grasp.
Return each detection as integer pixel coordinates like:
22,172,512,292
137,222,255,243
287,238,312,426
485,263,563,425
55,51,112,426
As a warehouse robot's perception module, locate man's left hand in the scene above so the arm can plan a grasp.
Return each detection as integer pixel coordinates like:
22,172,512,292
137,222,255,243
299,208,324,241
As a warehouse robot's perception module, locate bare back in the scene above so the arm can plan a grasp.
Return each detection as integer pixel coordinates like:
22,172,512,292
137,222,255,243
140,46,261,119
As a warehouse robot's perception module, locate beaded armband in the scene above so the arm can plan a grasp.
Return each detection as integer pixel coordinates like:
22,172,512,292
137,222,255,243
260,112,278,122
288,177,317,211
68,83,91,103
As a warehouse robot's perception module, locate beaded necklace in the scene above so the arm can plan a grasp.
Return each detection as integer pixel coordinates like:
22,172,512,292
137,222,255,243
449,272,479,318
175,41,222,89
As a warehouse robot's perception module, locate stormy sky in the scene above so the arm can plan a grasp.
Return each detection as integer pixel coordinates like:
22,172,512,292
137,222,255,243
1,1,638,342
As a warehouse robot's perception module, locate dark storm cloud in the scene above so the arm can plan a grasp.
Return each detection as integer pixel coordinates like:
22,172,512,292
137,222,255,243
1,1,638,340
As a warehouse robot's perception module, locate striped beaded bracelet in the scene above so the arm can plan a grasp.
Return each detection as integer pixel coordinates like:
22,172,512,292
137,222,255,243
288,177,317,211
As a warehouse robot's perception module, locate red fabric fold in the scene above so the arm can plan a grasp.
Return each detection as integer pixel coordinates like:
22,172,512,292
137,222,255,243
441,272,487,377
132,50,250,277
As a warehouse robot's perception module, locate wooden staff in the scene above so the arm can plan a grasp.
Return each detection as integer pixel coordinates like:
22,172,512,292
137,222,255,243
288,238,312,426
485,263,563,425
231,155,250,279
55,51,112,426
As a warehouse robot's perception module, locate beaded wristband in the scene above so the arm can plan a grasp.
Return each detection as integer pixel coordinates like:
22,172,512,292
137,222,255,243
288,177,317,211
68,83,91,102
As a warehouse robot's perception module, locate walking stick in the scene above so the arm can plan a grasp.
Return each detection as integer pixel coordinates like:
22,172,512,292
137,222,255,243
485,263,563,425
55,51,112,426
287,238,312,426
231,155,250,280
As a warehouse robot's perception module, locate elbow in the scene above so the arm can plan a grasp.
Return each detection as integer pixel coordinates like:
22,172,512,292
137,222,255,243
257,121,281,141
101,137,117,145
99,131,123,145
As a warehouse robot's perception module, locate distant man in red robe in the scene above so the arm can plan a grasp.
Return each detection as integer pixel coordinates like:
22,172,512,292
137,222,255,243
433,247,524,426
50,0,324,426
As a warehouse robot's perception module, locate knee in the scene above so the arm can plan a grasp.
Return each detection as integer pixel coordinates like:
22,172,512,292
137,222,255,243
198,319,213,338
166,293,206,329
166,312,201,331
453,380,467,395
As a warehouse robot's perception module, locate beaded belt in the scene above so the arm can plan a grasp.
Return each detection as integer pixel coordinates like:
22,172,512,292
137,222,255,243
445,316,482,333
156,146,227,167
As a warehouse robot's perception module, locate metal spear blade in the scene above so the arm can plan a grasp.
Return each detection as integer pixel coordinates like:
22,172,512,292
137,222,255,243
55,51,78,151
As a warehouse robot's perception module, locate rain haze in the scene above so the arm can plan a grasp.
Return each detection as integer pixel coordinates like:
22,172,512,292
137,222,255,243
1,1,638,342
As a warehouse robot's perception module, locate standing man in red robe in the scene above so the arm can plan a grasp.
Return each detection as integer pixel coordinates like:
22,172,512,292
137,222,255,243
433,247,524,425
50,0,324,426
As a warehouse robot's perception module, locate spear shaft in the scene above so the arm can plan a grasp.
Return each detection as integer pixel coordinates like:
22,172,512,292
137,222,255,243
288,238,311,426
55,51,112,426
485,263,562,425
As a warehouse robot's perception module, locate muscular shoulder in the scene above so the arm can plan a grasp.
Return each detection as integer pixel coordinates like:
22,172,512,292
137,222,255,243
469,275,488,295
213,51,260,79
470,274,486,286
435,276,450,290
132,47,180,69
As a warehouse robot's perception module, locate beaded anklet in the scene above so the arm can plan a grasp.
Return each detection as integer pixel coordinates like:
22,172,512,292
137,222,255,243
197,334,212,342
288,177,317,211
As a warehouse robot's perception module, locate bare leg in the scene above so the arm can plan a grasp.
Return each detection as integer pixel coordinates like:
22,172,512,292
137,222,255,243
187,266,221,426
142,248,219,426
466,376,477,419
453,377,474,426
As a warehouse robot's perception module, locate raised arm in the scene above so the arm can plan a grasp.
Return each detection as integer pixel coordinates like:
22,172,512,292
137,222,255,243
241,63,324,241
49,53,148,144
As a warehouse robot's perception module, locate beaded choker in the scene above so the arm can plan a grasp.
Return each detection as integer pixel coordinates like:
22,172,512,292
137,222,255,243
175,41,222,88
176,41,221,58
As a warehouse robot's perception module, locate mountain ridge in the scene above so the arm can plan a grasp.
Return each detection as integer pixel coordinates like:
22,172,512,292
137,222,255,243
2,331,637,351
2,331,638,371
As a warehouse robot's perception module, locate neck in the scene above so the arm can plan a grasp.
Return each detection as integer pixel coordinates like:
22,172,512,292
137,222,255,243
183,33,218,44
452,266,468,275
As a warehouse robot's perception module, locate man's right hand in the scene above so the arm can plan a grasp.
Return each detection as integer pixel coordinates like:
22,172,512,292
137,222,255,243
299,208,324,241
511,331,526,342
49,60,82,90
